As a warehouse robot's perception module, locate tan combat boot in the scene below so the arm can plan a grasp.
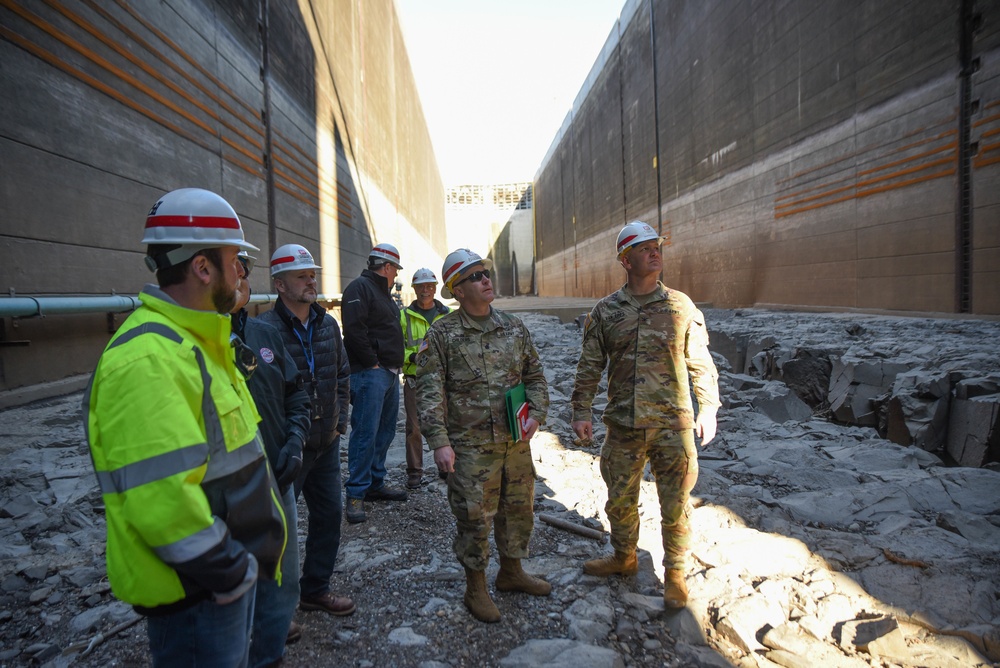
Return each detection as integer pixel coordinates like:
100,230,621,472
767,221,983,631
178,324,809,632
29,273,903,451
582,550,639,577
463,567,500,623
664,568,688,608
495,557,552,596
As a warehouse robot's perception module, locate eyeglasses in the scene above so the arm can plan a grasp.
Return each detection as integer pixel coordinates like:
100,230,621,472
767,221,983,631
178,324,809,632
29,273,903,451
237,255,254,278
230,333,258,379
455,269,490,287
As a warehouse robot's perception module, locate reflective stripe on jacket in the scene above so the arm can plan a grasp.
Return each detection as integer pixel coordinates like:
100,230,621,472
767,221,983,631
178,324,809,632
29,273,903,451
84,286,286,611
400,299,450,376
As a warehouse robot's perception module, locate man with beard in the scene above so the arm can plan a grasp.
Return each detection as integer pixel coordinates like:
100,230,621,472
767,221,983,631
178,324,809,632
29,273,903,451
230,252,312,666
258,244,356,617
416,249,551,623
571,220,720,610
84,188,286,666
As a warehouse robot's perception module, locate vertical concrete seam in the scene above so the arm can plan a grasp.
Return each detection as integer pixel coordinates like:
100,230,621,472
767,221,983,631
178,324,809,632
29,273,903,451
259,0,277,261
648,0,664,239
955,0,978,313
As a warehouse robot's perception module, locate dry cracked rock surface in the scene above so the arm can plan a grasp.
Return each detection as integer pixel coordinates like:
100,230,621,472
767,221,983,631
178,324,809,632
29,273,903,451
1,309,999,667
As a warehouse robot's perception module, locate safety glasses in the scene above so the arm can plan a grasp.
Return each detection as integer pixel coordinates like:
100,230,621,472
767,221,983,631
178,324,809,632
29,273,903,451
230,334,258,379
455,269,490,287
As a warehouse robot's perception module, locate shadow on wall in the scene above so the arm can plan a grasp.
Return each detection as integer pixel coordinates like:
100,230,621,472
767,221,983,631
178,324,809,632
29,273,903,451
333,124,373,283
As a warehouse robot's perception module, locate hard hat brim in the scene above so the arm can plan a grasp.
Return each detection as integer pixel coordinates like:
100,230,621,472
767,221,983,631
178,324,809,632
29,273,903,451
442,259,492,299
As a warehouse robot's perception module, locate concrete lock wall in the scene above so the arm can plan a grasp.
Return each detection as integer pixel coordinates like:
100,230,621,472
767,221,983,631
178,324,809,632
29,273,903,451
534,0,1000,315
489,206,535,297
445,183,535,298
0,0,445,393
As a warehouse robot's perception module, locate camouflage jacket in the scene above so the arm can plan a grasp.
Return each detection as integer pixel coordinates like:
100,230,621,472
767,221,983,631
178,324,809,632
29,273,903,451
571,282,720,429
416,307,548,449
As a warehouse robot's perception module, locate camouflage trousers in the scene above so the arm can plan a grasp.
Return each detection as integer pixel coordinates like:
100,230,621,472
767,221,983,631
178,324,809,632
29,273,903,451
446,439,535,571
601,422,698,570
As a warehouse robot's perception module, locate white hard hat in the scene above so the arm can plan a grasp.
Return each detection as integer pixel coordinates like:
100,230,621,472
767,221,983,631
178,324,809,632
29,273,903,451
142,188,258,271
270,243,321,277
369,243,403,269
616,220,664,258
411,268,438,286
441,249,492,299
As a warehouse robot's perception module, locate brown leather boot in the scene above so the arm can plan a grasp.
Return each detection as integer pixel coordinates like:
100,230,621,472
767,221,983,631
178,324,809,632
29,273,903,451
495,557,552,596
664,568,688,608
583,550,638,577
463,567,500,623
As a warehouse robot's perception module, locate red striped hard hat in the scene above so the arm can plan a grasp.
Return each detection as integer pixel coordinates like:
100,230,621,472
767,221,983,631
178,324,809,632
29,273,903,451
616,220,664,258
269,243,321,277
441,248,492,299
142,188,258,270
369,243,403,270
411,268,438,286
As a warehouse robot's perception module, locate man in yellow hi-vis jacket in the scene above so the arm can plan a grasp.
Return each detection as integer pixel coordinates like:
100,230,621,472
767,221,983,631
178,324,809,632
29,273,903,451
399,267,450,488
84,188,286,667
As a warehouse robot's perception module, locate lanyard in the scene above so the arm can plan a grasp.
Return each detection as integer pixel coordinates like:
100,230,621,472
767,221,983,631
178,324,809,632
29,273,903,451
292,318,316,383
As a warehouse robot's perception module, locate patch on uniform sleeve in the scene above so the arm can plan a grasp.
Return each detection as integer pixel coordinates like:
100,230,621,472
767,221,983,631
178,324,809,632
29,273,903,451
259,347,275,364
582,313,593,335
416,339,429,367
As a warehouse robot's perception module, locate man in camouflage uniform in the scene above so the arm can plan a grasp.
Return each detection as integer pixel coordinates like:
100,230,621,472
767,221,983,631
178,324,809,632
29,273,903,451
571,221,720,609
416,249,551,623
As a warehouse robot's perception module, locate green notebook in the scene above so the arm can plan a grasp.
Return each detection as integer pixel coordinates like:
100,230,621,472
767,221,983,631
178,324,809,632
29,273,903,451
505,382,530,442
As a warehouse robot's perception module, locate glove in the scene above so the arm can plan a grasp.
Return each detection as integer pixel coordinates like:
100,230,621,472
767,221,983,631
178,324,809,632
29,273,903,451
274,437,303,494
212,553,258,606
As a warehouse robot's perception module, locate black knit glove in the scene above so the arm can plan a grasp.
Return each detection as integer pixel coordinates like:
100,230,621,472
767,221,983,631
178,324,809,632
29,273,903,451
274,437,303,494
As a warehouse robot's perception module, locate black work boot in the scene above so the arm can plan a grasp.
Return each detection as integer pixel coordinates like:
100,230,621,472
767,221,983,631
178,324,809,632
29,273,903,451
345,497,366,523
364,485,408,501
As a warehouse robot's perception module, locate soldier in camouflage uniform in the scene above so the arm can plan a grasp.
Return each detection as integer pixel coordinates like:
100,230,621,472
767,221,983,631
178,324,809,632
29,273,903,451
571,221,720,609
416,249,551,623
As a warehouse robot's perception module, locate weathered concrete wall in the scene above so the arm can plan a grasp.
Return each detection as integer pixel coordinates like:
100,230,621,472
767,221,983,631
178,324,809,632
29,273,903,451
0,0,445,392
535,0,1000,315
489,207,535,297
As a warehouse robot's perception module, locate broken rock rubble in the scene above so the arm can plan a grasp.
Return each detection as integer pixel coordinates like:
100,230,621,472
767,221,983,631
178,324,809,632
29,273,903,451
0,309,998,667
709,309,1000,468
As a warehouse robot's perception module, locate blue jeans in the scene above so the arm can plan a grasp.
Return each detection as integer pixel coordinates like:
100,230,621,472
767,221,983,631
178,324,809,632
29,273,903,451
249,487,300,668
146,586,255,667
294,438,343,597
346,367,400,499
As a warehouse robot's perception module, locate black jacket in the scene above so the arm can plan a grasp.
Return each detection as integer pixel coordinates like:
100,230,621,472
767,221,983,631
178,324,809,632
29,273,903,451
232,310,311,467
258,299,351,450
342,269,404,372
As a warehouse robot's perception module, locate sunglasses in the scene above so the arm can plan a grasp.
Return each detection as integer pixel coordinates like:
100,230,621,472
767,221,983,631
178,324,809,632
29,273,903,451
238,255,254,278
230,333,258,379
455,269,490,287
